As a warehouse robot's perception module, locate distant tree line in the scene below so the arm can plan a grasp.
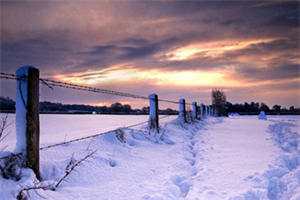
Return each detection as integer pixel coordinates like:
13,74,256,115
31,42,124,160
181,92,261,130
211,90,300,116
1,96,299,115
225,102,300,115
0,97,177,115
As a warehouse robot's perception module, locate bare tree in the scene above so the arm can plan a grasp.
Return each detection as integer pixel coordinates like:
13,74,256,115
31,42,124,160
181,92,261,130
212,89,227,116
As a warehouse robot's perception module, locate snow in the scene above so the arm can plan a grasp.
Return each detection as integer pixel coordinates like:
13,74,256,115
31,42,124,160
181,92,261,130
1,114,177,152
229,113,240,117
258,111,267,120
179,99,185,120
1,115,299,200
149,94,157,119
15,66,32,154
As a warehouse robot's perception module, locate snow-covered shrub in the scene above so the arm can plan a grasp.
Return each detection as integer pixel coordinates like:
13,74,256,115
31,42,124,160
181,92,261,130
0,154,24,180
258,111,267,120
115,129,126,143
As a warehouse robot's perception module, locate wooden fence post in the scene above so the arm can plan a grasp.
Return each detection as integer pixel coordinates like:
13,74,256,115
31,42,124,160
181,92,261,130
148,93,159,133
16,66,40,180
205,105,208,117
179,98,186,123
192,102,198,120
200,103,204,119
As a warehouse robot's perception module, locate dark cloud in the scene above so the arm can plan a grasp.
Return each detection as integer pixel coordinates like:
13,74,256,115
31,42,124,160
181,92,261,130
1,1,299,107
81,45,116,55
81,42,160,60
235,64,300,81
1,36,77,75
266,13,300,28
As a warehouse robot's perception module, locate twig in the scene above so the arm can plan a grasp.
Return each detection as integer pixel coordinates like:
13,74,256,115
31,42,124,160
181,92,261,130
17,185,50,200
55,150,97,188
0,114,11,152
0,114,8,138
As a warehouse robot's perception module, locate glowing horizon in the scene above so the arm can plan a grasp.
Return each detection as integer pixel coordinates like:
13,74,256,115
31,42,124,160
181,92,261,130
1,1,299,108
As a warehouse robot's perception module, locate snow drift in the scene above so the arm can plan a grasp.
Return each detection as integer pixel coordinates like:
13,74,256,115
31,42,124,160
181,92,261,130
0,115,299,200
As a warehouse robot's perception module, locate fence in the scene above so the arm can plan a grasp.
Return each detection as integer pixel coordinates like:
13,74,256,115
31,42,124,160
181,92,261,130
0,65,216,180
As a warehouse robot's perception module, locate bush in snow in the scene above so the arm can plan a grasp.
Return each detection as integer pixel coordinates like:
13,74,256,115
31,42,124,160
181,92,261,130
0,114,23,180
115,129,126,143
0,154,24,180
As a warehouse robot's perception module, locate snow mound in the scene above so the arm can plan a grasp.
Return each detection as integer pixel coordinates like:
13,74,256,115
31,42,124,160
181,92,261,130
229,113,240,117
258,111,267,120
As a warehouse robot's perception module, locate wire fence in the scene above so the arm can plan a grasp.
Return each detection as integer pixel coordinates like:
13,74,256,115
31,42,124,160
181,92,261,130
0,71,198,160
0,114,172,160
0,72,193,105
39,114,171,150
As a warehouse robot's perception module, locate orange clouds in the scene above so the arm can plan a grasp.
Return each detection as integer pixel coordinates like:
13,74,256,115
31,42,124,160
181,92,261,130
54,65,244,88
164,38,280,61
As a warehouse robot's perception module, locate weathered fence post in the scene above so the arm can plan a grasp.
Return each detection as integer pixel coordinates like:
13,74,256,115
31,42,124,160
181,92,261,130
200,103,204,119
192,102,198,120
148,93,159,133
205,105,209,117
179,98,186,123
15,66,40,180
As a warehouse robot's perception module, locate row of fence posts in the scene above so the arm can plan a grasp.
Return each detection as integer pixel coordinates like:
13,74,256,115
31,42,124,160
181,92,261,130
148,94,216,132
13,66,216,180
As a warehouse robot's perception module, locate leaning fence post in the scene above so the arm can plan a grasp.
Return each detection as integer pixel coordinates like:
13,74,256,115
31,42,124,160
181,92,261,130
192,102,198,120
179,98,186,123
148,93,159,133
15,66,40,180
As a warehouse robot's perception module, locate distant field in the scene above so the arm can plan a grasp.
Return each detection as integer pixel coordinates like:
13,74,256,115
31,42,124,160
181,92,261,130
0,113,177,152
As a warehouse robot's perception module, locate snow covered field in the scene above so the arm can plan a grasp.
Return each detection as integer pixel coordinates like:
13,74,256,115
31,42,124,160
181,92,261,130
0,114,177,152
0,114,299,200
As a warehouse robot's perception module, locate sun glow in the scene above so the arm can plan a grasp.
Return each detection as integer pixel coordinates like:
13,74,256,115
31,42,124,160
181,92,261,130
165,38,279,61
54,65,138,84
54,65,243,87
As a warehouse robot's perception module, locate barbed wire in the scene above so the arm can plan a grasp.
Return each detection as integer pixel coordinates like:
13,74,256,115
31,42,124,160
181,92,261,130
39,114,171,150
0,72,193,105
40,78,149,100
0,73,18,80
0,115,173,160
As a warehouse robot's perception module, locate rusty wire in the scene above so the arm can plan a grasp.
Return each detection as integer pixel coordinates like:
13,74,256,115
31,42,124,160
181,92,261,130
0,72,193,105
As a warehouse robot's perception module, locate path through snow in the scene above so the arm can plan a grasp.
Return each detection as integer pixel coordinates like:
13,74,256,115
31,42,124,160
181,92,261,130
0,116,299,200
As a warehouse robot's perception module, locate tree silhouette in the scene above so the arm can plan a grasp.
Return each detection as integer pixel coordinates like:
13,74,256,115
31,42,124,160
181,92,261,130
212,89,226,116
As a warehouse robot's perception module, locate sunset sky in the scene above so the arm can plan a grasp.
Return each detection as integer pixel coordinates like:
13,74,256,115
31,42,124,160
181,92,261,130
1,1,299,109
